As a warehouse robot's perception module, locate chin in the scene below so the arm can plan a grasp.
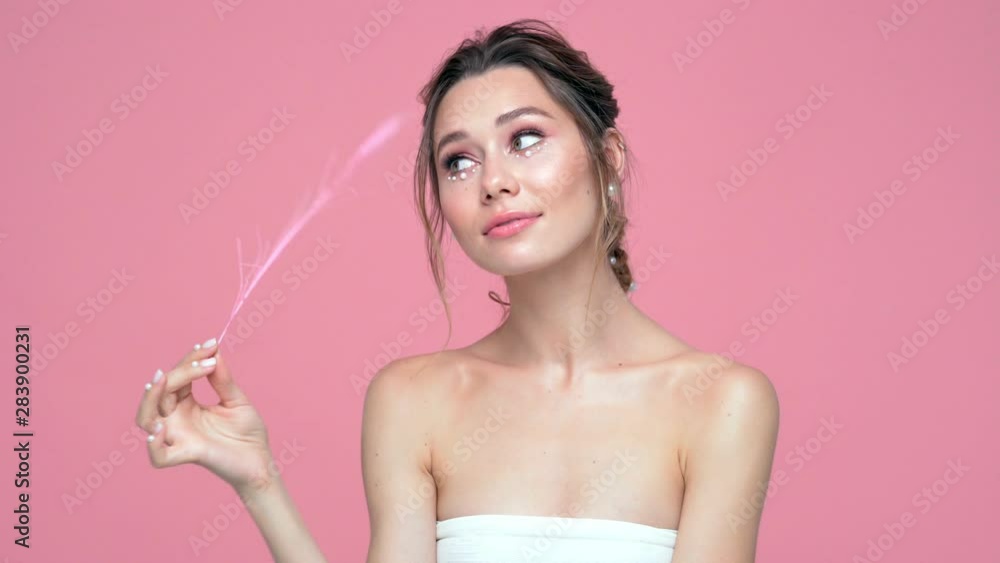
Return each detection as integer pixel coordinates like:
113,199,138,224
471,244,563,277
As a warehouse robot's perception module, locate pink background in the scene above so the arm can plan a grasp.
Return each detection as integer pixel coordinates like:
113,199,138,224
1,0,996,561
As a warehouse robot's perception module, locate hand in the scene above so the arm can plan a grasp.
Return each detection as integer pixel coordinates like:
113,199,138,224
135,338,274,494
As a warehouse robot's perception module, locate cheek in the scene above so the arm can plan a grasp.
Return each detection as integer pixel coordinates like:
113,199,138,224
439,190,475,236
526,145,593,209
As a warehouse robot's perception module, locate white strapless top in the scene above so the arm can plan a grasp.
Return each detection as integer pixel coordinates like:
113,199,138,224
436,514,677,562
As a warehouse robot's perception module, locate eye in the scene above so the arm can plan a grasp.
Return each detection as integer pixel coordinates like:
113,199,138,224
442,129,545,178
444,154,474,174
512,129,543,152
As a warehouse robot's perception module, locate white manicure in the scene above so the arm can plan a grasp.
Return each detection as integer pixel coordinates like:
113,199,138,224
199,357,217,367
147,421,162,442
202,337,218,349
153,369,163,383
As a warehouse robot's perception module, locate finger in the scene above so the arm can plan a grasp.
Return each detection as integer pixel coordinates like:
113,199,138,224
207,351,248,405
167,355,219,394
156,338,219,418
157,357,218,417
135,368,166,431
174,337,220,371
158,390,178,418
146,419,198,468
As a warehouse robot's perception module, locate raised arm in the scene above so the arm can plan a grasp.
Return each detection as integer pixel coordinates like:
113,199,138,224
362,359,438,563
672,362,780,563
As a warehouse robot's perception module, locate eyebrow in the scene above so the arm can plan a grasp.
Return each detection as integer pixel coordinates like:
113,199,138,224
435,106,555,157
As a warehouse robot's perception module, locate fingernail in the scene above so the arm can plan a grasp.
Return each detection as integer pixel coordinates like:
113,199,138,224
202,337,218,349
199,357,217,368
146,421,162,443
153,369,164,383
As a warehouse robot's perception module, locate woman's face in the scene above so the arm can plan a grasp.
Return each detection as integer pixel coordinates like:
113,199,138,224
432,65,601,277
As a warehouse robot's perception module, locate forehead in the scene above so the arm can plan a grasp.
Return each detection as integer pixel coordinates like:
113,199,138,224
433,65,564,139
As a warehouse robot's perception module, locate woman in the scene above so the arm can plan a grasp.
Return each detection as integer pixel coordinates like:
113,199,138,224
135,18,779,563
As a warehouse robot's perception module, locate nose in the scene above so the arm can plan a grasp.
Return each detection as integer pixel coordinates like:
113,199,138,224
480,157,519,203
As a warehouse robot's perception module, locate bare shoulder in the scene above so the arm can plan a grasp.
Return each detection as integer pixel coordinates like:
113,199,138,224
360,350,459,480
362,348,467,417
654,352,780,560
664,351,780,468
664,351,778,410
360,351,449,560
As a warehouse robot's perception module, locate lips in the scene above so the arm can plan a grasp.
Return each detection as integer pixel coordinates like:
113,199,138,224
483,211,543,235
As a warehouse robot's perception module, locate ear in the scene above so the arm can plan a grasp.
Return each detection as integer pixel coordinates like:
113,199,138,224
603,128,627,181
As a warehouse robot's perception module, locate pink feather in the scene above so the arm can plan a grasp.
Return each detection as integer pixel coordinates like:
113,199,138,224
217,111,408,345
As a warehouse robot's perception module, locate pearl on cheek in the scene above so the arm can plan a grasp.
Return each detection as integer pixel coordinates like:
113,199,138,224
444,140,550,182
515,139,548,159
446,168,473,182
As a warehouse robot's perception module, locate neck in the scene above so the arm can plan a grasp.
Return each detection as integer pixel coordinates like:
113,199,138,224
490,236,651,376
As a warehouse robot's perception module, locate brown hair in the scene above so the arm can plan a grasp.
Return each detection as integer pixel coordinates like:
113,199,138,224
413,18,638,348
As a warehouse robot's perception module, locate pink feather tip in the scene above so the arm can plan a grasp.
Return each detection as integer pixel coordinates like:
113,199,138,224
216,111,409,345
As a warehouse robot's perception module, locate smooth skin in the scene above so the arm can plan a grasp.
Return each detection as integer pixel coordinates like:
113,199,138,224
136,63,780,563
362,65,780,563
135,340,327,562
